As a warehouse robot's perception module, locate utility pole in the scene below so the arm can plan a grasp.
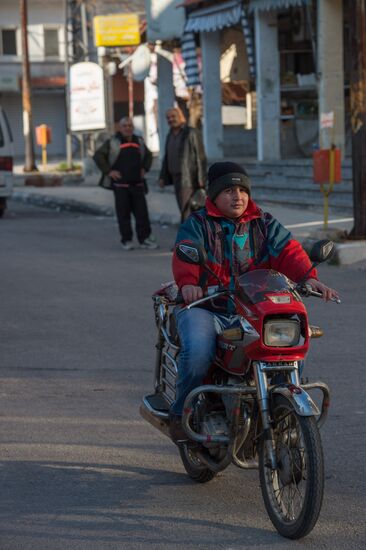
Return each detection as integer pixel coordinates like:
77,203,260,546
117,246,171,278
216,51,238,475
20,0,37,172
128,63,134,119
350,0,366,238
81,1,89,62
64,0,73,169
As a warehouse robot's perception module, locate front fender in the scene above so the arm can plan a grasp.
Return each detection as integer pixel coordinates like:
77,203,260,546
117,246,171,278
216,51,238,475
271,385,320,417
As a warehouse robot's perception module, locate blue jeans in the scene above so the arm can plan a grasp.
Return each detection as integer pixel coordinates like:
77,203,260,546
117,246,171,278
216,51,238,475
171,307,241,415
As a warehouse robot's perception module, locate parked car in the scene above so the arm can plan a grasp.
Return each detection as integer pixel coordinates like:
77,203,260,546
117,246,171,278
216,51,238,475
0,106,14,217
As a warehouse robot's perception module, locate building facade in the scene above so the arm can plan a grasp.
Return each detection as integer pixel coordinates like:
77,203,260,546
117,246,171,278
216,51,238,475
146,0,348,161
0,0,149,160
0,0,67,159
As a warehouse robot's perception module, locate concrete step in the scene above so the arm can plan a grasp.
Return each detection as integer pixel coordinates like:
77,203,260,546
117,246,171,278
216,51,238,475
253,189,352,213
249,176,352,193
247,168,353,182
245,163,352,177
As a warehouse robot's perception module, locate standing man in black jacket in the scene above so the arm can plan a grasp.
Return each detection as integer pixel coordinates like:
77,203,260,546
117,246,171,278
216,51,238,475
159,107,206,222
93,117,158,250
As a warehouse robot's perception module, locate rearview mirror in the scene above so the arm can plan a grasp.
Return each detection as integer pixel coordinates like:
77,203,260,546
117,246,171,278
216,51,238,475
175,242,208,265
309,240,335,264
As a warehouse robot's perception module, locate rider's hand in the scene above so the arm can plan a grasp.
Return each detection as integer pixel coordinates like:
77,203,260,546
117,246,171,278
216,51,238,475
109,170,122,181
306,278,339,302
182,285,203,304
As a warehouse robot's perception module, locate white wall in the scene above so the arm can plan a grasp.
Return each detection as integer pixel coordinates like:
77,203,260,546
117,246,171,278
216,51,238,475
0,0,63,26
0,0,65,69
0,1,67,158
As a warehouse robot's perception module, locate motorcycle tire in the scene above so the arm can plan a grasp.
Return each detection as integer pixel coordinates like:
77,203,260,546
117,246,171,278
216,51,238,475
179,444,217,483
259,395,324,539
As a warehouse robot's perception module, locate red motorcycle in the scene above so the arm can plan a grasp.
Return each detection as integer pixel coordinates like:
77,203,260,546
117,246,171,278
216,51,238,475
140,239,339,539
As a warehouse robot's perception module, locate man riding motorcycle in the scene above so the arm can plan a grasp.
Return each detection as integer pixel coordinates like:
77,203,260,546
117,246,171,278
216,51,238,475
170,161,339,443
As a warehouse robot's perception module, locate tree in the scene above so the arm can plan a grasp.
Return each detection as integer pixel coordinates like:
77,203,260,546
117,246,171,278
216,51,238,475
20,0,37,172
350,0,366,237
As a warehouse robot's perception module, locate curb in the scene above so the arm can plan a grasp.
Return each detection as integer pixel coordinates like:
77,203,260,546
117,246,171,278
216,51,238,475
301,234,366,266
11,189,181,226
12,189,365,266
333,241,366,266
12,190,115,217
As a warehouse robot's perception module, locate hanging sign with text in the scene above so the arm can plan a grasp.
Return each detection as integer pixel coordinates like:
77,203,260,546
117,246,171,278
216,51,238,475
70,62,106,132
93,14,140,47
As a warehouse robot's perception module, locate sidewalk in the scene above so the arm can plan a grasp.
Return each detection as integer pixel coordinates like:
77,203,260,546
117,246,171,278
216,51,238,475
10,160,366,267
12,171,181,225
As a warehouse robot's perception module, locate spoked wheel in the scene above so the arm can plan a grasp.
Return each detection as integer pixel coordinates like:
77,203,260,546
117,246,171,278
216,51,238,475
179,444,217,483
259,396,324,539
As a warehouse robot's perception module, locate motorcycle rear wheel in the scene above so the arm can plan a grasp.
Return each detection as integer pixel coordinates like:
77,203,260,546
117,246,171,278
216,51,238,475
259,395,324,539
179,444,217,483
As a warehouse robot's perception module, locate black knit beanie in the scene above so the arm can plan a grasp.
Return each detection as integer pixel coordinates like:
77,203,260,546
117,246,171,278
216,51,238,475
207,162,251,201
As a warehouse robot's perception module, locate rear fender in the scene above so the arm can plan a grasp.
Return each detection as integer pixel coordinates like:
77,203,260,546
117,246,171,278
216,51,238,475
270,385,320,417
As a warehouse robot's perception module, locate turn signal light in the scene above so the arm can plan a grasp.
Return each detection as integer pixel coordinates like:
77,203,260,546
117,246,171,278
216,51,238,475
309,325,324,338
0,156,13,171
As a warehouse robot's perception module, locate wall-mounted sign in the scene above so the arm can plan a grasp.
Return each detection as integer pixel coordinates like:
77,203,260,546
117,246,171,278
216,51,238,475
70,62,106,132
320,111,334,129
93,13,140,47
0,73,19,92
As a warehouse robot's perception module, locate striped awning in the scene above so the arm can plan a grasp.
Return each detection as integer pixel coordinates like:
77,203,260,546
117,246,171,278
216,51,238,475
183,1,256,82
185,0,242,33
249,0,309,12
181,31,201,87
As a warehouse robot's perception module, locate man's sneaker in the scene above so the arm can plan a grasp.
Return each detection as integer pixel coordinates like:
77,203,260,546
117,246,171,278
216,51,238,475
140,236,158,250
121,241,134,251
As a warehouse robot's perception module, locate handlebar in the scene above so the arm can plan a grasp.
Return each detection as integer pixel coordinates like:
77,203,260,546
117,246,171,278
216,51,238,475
177,283,341,308
297,283,341,304
176,287,229,311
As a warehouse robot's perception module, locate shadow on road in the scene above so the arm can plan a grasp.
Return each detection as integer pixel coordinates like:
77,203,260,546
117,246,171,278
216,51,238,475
0,459,285,547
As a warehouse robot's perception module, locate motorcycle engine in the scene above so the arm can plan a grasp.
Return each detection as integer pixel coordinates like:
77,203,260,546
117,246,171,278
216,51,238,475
201,412,228,437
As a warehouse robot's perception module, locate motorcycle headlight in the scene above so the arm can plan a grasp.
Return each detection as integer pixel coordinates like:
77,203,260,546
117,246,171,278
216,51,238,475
264,319,300,347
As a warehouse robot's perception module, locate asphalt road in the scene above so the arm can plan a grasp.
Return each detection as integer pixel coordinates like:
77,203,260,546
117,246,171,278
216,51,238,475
0,202,365,550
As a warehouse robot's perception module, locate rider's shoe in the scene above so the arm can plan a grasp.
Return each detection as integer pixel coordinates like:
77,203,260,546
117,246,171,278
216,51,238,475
169,413,189,444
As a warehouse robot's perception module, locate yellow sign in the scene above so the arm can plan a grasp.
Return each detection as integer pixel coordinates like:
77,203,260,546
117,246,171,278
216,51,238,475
93,14,140,47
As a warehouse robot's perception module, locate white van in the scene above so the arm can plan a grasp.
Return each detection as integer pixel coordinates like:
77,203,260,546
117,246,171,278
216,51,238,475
0,106,14,217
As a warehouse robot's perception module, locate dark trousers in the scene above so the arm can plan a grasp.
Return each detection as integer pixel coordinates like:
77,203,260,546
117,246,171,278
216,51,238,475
113,184,151,244
172,174,193,223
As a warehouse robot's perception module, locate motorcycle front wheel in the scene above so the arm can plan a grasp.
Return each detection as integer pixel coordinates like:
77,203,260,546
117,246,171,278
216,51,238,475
179,444,217,483
259,395,324,539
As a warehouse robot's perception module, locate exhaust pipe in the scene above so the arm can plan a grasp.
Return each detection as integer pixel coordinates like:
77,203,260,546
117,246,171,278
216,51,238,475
139,402,170,438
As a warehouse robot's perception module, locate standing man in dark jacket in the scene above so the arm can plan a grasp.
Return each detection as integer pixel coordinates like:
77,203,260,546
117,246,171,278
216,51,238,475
93,117,158,250
159,107,207,222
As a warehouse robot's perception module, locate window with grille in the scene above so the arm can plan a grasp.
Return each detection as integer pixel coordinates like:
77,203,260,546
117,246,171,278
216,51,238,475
1,29,17,55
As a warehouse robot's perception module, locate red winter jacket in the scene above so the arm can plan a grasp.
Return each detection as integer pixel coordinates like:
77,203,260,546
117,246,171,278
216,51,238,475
173,198,317,290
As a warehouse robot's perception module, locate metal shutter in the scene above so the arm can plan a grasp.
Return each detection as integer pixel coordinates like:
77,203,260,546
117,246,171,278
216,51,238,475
1,91,66,159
